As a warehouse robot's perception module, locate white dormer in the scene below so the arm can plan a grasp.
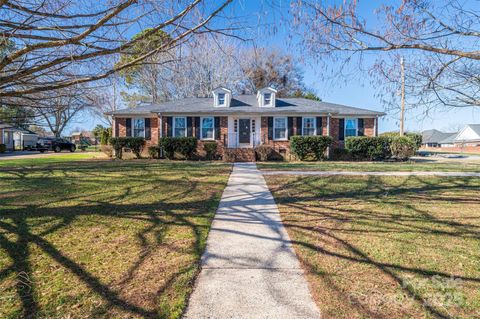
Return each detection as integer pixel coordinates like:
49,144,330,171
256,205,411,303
212,87,232,107
257,87,277,107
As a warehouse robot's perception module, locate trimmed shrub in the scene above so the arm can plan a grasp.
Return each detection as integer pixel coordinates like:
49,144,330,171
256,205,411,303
0,144,6,153
159,137,197,160
109,137,145,159
290,136,333,161
109,137,127,159
203,142,218,160
125,137,145,158
390,136,416,160
222,149,236,162
148,145,161,159
345,136,391,161
380,132,422,150
254,145,274,161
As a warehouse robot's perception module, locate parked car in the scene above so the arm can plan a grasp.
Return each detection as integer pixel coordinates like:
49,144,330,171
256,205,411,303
52,138,76,152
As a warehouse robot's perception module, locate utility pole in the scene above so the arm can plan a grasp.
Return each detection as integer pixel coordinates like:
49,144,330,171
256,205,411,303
400,56,405,136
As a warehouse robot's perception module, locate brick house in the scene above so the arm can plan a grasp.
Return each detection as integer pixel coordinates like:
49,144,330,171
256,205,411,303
108,87,384,160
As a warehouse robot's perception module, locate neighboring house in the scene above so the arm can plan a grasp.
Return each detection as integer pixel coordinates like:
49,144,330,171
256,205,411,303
70,131,97,145
454,124,480,146
108,87,385,159
421,129,458,148
0,123,38,151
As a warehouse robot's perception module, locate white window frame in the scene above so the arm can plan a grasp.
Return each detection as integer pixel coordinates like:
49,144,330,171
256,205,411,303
200,116,215,140
302,117,316,136
173,116,187,137
264,93,272,105
218,93,226,106
273,117,288,141
344,118,358,138
132,117,145,138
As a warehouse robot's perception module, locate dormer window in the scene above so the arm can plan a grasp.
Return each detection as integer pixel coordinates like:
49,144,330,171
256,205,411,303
212,87,231,107
257,87,277,107
264,93,271,105
218,93,226,105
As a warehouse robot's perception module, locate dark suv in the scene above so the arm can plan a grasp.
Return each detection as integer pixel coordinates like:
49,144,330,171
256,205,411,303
52,138,76,152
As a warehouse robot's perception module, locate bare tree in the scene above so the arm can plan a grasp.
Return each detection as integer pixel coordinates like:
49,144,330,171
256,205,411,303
290,0,480,108
0,0,233,104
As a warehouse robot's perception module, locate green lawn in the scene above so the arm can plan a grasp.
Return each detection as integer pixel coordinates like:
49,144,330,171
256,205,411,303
257,160,480,172
266,175,480,318
0,159,231,318
0,152,107,168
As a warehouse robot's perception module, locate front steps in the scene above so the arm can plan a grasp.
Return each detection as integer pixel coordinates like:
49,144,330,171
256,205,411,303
224,148,256,162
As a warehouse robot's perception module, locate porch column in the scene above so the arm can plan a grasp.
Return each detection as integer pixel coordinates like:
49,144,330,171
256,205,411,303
326,113,331,158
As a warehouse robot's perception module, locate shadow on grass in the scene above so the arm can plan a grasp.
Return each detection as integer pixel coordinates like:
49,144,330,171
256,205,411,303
267,174,480,319
0,161,229,318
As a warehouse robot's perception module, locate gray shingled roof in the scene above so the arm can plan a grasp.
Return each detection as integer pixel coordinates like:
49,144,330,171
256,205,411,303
108,95,385,116
422,129,458,144
467,124,480,136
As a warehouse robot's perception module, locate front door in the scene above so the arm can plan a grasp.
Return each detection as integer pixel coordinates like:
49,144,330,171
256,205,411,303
238,119,251,144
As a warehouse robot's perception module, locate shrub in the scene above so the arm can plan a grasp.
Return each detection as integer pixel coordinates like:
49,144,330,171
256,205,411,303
159,137,197,160
203,142,218,160
0,144,6,153
109,137,144,159
254,145,274,161
100,145,113,158
125,137,145,159
345,136,391,161
100,128,112,145
290,136,333,161
223,149,236,162
390,136,416,160
148,145,161,159
380,132,422,150
331,148,352,161
109,137,127,159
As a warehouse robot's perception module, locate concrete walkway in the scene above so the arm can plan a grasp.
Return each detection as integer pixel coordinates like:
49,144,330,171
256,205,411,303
184,163,320,319
262,170,480,177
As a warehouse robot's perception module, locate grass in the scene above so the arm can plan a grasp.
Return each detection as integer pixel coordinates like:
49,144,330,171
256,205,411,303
266,175,480,318
0,152,107,168
0,158,231,318
257,160,480,172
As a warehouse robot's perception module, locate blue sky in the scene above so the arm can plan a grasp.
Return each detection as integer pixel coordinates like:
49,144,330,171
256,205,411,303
68,0,480,134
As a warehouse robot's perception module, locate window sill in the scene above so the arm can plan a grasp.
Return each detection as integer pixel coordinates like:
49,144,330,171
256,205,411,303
273,138,288,141
200,138,215,141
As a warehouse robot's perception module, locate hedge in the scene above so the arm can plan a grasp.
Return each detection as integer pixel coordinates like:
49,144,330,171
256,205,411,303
290,136,333,161
109,137,145,159
159,137,197,160
203,142,218,160
380,132,422,150
344,136,391,161
148,145,161,159
0,144,6,153
390,136,416,160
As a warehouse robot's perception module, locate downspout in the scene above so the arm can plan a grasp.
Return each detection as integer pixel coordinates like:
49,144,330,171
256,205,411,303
327,113,331,158
374,116,378,137
159,113,163,158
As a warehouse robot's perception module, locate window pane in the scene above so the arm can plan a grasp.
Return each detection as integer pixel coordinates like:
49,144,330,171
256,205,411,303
201,117,214,139
274,118,286,129
346,119,356,129
174,117,186,137
303,117,315,136
275,128,286,139
345,129,357,137
133,118,145,137
202,117,213,128
218,93,225,105
264,93,271,104
304,128,315,136
175,117,185,128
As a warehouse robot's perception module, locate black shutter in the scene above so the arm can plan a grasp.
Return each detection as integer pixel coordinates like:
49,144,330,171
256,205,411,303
214,117,221,140
166,117,172,137
316,117,323,136
296,117,302,135
339,118,345,141
145,118,151,140
358,118,365,136
187,117,193,137
288,117,294,138
126,118,132,137
267,117,273,140
115,118,119,137
194,117,200,138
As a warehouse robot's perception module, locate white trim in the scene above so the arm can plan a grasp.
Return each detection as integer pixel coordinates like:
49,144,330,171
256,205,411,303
172,116,187,137
344,118,358,138
200,116,215,140
302,117,316,136
273,117,288,140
